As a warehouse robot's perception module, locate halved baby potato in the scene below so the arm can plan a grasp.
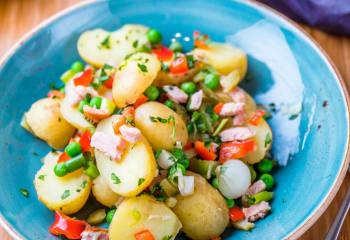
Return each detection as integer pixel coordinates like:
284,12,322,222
92,175,123,208
243,119,273,164
193,42,247,78
112,52,161,108
109,195,182,240
24,98,76,149
34,152,91,214
134,101,188,150
77,24,150,67
94,116,157,197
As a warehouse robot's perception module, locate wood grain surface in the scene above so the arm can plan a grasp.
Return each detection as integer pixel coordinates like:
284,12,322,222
0,0,349,239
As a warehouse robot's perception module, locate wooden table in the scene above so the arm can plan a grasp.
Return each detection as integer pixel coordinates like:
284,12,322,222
0,0,349,239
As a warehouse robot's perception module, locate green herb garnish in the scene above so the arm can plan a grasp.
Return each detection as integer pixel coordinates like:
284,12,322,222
111,173,121,184
264,133,272,147
138,178,145,186
61,190,70,200
100,35,111,49
20,188,29,198
38,175,46,181
137,63,148,72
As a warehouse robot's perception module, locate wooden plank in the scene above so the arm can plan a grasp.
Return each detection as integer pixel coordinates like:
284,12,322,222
0,0,349,239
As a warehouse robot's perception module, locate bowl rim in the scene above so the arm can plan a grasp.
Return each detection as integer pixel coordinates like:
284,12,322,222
0,0,349,239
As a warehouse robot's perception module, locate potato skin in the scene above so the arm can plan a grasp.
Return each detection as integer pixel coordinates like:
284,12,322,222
92,176,123,208
172,172,229,240
134,101,188,150
25,98,76,149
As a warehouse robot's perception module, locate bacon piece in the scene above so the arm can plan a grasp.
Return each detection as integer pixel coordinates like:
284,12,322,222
219,127,255,142
91,132,127,161
242,201,271,222
188,90,203,110
229,87,246,103
83,105,110,123
66,84,98,106
219,102,245,117
233,113,246,126
246,180,266,196
119,125,141,143
163,85,188,103
81,226,109,240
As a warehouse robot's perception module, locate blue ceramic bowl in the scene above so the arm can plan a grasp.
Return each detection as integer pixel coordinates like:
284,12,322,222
0,0,349,239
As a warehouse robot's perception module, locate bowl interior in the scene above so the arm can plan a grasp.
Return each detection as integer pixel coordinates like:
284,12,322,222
0,0,348,239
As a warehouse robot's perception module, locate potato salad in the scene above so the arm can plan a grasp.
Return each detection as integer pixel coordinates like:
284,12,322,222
22,24,276,240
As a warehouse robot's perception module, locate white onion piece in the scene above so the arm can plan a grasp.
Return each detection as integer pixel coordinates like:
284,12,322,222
216,160,251,199
178,175,194,196
157,150,174,169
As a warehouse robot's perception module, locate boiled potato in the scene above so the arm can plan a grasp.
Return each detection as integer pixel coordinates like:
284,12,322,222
243,119,272,164
24,98,76,149
95,115,157,197
92,176,123,208
60,97,94,132
173,172,229,240
134,101,188,150
193,42,247,78
34,152,91,214
112,53,161,108
77,24,150,67
109,195,182,240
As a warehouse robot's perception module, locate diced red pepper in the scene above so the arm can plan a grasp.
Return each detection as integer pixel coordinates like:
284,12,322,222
47,90,65,99
194,141,217,161
169,56,188,74
74,68,93,86
193,30,209,49
183,141,193,151
219,139,255,163
123,106,135,118
49,211,87,239
249,110,265,126
152,46,174,62
134,94,148,108
134,230,155,240
58,152,70,163
103,76,114,89
79,130,92,152
229,207,245,222
213,103,224,115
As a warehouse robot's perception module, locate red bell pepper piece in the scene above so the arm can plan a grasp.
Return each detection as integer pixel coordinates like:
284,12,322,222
213,103,224,115
134,94,148,108
193,30,209,49
152,46,174,62
47,90,65,99
74,68,93,86
58,152,70,163
134,229,155,240
229,207,245,222
194,141,217,161
183,141,193,151
79,130,92,152
249,110,265,126
169,56,188,74
49,211,87,239
103,76,114,89
219,139,255,163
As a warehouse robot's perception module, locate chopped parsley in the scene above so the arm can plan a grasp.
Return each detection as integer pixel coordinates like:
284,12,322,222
161,62,169,72
100,35,111,49
61,190,70,200
137,63,148,72
138,178,145,186
80,180,88,189
149,115,176,138
20,188,29,198
264,133,272,147
38,175,46,181
111,173,121,184
132,40,139,48
162,236,172,240
186,55,195,69
150,116,169,123
32,151,39,156
289,114,299,120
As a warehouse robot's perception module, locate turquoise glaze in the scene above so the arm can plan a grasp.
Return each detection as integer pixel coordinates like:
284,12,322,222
0,0,348,239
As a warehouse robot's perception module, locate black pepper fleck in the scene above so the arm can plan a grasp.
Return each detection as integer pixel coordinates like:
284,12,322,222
322,100,328,107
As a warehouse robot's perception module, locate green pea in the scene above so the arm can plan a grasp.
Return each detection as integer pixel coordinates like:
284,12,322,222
84,161,100,179
90,97,102,109
54,163,68,177
204,73,220,89
144,86,160,101
257,159,273,173
180,82,197,94
70,61,84,73
226,198,235,208
211,177,219,189
164,100,175,110
106,209,116,223
169,41,183,52
147,29,162,45
65,142,82,158
78,99,89,113
65,154,86,173
260,173,275,190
